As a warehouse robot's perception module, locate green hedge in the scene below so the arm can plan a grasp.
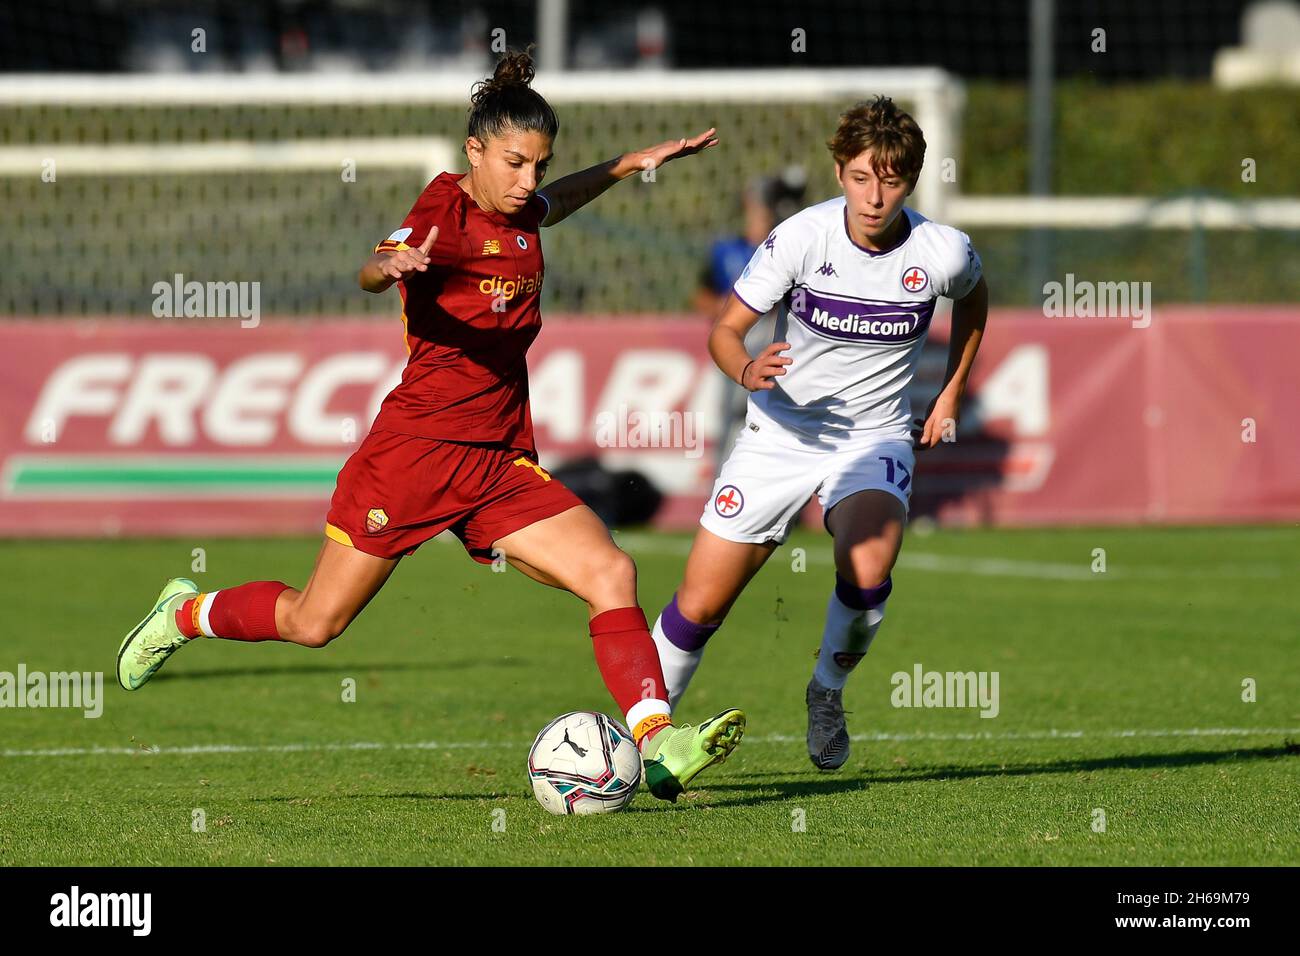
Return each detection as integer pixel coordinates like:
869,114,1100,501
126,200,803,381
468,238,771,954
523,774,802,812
962,80,1300,196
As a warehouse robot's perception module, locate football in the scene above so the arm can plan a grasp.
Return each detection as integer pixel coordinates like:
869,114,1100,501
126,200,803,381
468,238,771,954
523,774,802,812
527,712,642,815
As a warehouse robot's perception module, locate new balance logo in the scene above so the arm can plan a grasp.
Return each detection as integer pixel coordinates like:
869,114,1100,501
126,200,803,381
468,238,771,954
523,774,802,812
552,729,588,757
816,261,837,276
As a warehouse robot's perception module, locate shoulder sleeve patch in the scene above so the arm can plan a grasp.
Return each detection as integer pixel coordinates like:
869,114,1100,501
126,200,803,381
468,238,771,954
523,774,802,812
375,226,415,254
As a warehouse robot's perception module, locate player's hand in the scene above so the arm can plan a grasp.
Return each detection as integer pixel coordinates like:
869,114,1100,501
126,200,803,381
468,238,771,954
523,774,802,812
634,128,720,173
741,342,792,391
913,389,962,450
379,227,439,281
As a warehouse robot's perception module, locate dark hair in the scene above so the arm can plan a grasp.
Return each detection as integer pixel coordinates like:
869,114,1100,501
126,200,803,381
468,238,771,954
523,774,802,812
467,47,559,144
827,95,926,188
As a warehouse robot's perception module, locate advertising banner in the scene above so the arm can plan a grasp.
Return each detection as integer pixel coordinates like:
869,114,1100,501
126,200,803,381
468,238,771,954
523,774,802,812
1,308,1295,536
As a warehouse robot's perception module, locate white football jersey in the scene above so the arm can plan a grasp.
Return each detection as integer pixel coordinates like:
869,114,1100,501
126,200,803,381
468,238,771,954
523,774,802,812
731,198,982,445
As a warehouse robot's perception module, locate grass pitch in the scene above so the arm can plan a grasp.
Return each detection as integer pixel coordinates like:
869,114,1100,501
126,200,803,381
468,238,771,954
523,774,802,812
1,525,1296,866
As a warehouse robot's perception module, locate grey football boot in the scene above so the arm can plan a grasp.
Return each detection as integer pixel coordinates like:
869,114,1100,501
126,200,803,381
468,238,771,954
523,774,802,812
806,678,850,770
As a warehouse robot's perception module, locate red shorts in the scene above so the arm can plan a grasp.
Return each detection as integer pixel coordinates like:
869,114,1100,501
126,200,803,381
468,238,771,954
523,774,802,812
325,429,584,562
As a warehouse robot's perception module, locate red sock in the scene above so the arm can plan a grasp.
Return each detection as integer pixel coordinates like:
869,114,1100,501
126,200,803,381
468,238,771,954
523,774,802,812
176,581,291,642
589,607,672,749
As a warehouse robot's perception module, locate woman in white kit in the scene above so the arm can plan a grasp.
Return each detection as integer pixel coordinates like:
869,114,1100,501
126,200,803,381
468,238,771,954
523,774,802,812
650,96,989,769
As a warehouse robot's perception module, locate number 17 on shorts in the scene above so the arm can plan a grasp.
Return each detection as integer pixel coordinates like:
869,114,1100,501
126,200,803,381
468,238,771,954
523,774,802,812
700,433,914,545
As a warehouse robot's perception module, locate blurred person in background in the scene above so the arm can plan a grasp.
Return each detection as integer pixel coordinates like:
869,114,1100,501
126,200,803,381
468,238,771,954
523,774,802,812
695,167,807,468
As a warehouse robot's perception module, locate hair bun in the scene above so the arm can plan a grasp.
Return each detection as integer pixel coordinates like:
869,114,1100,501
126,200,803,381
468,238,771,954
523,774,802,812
493,48,536,87
466,45,558,144
471,48,536,108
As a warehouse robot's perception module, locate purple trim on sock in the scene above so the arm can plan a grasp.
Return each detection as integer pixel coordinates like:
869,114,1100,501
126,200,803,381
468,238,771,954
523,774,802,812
835,574,892,610
660,594,719,652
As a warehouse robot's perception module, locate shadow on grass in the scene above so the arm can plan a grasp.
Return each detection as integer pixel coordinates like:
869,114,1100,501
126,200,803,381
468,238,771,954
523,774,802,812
248,791,529,804
237,745,1297,810
153,658,530,682
690,744,1298,808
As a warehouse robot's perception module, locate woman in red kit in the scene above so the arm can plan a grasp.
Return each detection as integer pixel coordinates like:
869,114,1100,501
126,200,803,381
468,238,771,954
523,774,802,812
116,49,744,802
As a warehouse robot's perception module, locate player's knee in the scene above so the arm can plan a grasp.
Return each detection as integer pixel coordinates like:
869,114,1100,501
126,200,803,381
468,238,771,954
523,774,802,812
605,548,639,593
583,548,638,606
836,544,894,590
675,588,730,627
841,562,891,590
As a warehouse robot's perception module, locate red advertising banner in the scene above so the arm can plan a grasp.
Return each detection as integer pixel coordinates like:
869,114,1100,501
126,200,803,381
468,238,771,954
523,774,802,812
912,307,1300,524
1,308,1296,536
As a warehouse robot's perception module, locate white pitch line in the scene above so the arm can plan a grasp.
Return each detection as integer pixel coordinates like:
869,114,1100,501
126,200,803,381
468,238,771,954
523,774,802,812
896,552,1097,580
610,533,1285,581
4,727,1296,759
614,533,1095,580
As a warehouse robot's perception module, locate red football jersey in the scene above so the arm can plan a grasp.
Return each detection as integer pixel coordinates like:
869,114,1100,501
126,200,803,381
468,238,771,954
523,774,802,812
371,172,548,449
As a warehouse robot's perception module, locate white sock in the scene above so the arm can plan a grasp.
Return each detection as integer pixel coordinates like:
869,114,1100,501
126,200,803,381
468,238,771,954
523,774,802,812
625,698,672,753
651,614,703,712
812,592,885,690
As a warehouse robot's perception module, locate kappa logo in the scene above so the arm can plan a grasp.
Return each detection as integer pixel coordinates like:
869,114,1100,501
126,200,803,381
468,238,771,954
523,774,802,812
902,266,929,293
365,508,389,533
764,232,776,252
714,485,744,517
482,239,501,256
816,261,837,277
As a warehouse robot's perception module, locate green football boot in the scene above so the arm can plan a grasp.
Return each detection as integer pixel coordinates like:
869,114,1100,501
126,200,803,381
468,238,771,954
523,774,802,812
642,708,746,802
116,577,199,691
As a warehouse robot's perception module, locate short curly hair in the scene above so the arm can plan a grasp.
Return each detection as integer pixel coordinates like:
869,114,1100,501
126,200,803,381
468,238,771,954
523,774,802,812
827,96,926,189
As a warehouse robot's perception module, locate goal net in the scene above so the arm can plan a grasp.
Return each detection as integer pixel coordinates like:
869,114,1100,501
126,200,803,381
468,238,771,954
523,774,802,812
0,69,963,316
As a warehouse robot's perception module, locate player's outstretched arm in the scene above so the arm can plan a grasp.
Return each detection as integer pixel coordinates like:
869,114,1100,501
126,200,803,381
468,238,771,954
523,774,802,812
358,226,439,294
709,292,792,391
538,128,719,227
914,275,989,450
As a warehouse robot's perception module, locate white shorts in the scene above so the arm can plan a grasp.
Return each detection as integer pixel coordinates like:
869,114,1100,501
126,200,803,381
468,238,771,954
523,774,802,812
700,420,914,545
